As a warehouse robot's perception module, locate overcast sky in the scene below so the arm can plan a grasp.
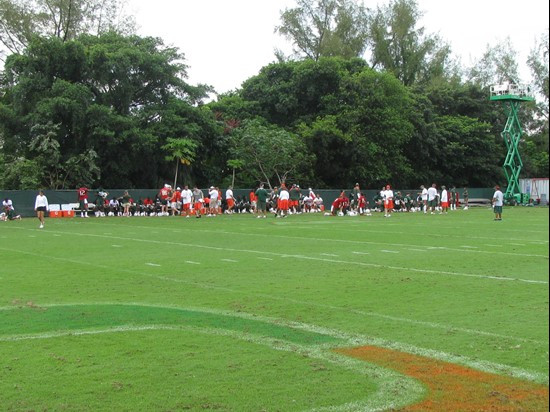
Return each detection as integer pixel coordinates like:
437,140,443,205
127,0,549,94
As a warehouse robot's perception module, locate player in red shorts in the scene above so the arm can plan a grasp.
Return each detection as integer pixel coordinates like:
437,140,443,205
383,184,394,218
277,185,290,217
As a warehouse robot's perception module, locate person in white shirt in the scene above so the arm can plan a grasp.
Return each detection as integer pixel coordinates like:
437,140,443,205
225,186,235,214
440,185,449,214
420,185,428,213
181,185,193,217
277,185,290,217
383,184,394,217
427,183,438,214
208,186,219,216
492,185,504,221
34,190,49,228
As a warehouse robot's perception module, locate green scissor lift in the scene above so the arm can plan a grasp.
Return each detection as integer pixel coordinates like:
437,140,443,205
490,83,534,204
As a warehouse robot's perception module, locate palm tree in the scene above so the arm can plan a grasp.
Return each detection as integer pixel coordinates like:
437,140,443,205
162,138,198,188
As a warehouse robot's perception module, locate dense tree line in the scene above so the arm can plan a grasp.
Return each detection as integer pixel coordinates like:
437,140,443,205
0,0,547,190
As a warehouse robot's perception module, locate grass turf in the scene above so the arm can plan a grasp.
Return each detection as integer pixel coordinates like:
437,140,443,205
0,206,548,410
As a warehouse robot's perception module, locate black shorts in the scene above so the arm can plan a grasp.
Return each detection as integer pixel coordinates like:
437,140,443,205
36,206,47,212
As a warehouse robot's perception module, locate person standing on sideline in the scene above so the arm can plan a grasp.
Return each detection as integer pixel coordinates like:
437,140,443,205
192,186,204,218
420,185,428,213
463,187,469,210
278,184,290,217
77,185,89,217
121,190,132,216
492,185,504,221
255,184,269,218
383,184,394,218
35,190,49,228
427,183,438,214
225,186,235,214
440,186,449,214
208,186,219,216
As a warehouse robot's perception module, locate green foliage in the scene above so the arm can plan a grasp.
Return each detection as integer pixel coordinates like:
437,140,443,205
0,32,216,189
276,0,369,60
0,0,135,55
368,0,452,86
230,119,313,188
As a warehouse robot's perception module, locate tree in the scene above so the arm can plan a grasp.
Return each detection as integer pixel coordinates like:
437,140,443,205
230,119,313,188
0,0,135,57
0,33,214,189
226,158,245,188
367,0,452,86
276,0,369,60
162,137,198,188
467,38,521,87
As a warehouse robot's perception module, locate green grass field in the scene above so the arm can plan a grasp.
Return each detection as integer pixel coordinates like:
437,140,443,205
0,207,548,411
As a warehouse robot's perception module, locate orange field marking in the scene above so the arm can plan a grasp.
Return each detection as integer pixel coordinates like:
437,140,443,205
337,346,549,411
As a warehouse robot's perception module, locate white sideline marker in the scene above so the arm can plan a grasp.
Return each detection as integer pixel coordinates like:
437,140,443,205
352,251,370,255
381,250,399,254
185,261,201,265
112,245,123,248
407,248,426,252
258,257,273,261
221,259,238,263
145,263,161,267
320,253,339,257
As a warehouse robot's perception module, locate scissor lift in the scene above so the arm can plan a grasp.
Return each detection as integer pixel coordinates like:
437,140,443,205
490,83,534,204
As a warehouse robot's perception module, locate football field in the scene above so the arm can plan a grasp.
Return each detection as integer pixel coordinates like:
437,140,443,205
0,207,548,411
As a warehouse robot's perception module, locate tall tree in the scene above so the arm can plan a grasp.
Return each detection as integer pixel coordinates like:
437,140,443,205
0,0,135,57
523,31,549,177
467,38,521,87
276,0,369,60
0,33,215,189
230,119,313,188
367,0,452,86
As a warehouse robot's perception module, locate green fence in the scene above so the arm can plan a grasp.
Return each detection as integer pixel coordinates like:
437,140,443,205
1,187,497,218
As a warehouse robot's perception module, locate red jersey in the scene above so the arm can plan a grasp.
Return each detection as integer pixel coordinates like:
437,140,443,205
332,198,344,208
78,187,88,200
159,187,171,200
171,190,181,202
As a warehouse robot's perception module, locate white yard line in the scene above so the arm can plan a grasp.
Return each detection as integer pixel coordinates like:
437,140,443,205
185,261,201,265
51,221,550,258
145,263,161,267
3,230,547,285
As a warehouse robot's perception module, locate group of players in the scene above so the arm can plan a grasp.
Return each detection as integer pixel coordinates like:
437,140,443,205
79,183,326,218
0,182,468,223
329,183,469,217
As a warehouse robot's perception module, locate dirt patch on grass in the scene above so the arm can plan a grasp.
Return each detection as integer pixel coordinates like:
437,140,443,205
337,346,548,411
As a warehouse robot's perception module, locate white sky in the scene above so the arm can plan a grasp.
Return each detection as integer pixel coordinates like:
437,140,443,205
127,0,549,94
